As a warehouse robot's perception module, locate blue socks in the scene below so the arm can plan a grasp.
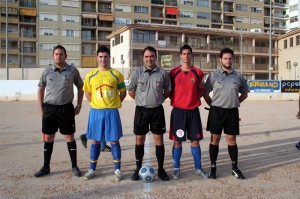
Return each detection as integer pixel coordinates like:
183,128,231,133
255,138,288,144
111,142,121,171
191,146,202,170
173,147,182,169
89,143,101,171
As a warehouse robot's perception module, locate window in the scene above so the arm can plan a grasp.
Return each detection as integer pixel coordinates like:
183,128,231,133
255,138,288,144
121,36,123,43
296,35,300,46
39,28,58,36
67,58,80,66
115,18,131,25
236,28,248,31
290,16,298,23
62,15,80,23
65,44,80,52
250,18,263,25
286,61,291,69
39,0,58,6
197,0,209,7
251,7,262,13
115,4,131,12
197,12,210,20
290,4,298,12
115,34,121,45
236,16,249,23
180,23,193,27
39,58,53,66
134,6,148,14
133,30,155,43
284,39,287,49
180,11,194,18
62,29,80,37
182,0,193,5
40,13,58,21
197,24,209,28
62,0,80,8
39,43,57,50
290,37,293,47
134,19,149,24
236,4,248,11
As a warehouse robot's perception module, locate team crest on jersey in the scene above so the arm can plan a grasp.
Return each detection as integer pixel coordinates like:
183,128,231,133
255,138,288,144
191,78,195,83
176,129,184,138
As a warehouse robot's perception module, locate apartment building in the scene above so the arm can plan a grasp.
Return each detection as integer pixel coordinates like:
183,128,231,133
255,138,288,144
108,23,279,80
277,28,300,80
0,0,299,78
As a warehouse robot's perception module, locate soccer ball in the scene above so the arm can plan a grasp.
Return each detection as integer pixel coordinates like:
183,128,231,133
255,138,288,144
139,165,155,183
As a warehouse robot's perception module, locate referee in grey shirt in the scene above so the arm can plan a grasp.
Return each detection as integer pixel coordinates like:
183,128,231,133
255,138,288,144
204,48,249,180
34,45,84,178
127,46,171,181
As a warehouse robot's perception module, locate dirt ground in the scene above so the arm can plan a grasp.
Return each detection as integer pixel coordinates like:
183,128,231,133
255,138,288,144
0,100,299,199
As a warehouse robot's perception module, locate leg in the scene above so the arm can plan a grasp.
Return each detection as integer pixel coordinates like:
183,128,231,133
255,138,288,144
34,134,55,177
154,134,169,181
131,135,146,181
80,133,87,149
172,140,182,180
84,140,101,180
65,134,81,177
209,134,221,179
191,140,208,178
111,140,123,181
101,140,111,152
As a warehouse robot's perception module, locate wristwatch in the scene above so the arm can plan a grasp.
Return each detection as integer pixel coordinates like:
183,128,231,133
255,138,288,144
76,104,82,108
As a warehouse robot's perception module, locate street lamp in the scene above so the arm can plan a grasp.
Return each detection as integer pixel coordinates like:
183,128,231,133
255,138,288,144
121,59,125,75
293,62,298,80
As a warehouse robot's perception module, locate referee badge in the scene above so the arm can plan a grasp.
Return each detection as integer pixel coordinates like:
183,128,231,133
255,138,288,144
176,129,184,138
191,78,195,83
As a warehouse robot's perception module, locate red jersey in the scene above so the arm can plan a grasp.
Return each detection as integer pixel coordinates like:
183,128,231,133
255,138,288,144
170,66,204,109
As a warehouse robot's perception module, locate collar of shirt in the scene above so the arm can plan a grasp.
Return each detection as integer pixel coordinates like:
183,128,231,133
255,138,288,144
53,63,69,72
219,66,236,76
143,65,157,74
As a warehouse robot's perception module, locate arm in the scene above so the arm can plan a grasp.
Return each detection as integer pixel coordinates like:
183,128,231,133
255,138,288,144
38,86,45,116
164,90,171,99
128,90,136,100
74,86,84,115
203,91,212,107
120,91,127,102
85,92,92,102
297,95,300,119
239,92,248,104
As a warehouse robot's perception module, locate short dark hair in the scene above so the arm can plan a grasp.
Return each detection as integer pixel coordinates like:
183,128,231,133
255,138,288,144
180,44,193,54
53,45,66,55
220,48,234,58
143,46,157,55
97,46,110,56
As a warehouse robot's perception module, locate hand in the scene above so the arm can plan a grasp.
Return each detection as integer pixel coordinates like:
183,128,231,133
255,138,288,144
74,106,81,115
296,111,300,119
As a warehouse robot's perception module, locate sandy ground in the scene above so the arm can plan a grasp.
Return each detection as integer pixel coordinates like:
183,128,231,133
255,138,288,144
0,100,299,199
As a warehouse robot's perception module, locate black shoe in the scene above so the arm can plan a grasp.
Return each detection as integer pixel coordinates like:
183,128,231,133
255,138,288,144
209,167,217,179
131,169,140,181
232,169,245,179
101,145,111,152
296,143,300,150
34,167,50,177
158,168,170,181
80,134,87,148
72,167,82,177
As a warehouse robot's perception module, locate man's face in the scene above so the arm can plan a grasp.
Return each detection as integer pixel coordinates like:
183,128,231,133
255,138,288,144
52,49,67,66
220,53,233,69
180,49,192,65
143,50,157,70
96,52,110,68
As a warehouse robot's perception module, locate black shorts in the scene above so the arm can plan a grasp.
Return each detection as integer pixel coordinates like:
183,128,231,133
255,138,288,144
42,103,75,135
170,107,203,141
133,105,166,135
206,106,239,135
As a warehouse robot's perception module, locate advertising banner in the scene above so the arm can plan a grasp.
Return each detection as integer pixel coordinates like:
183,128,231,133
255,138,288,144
248,80,280,93
281,80,300,93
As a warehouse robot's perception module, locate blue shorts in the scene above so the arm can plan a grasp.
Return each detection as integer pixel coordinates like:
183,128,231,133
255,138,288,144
86,108,123,142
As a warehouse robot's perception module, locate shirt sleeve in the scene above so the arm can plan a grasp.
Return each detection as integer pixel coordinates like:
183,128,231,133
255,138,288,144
83,72,92,93
73,68,84,88
127,69,138,91
204,73,213,93
239,76,250,93
38,69,47,87
163,70,171,92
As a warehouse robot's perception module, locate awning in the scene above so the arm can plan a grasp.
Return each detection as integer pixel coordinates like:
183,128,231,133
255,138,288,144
82,14,97,18
19,8,36,16
165,7,179,15
98,14,113,21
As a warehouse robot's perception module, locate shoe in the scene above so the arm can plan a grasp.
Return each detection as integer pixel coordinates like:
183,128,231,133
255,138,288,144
232,169,245,179
172,169,180,180
158,168,170,181
101,145,111,152
115,169,124,181
80,134,87,149
72,167,82,177
209,167,217,179
296,143,300,150
131,169,140,181
34,167,50,177
195,169,209,179
84,169,95,180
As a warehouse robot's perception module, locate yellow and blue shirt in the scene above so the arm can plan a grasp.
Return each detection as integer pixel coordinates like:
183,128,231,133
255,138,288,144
83,68,126,109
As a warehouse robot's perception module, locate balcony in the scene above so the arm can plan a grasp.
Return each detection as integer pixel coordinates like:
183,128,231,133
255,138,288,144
212,5,221,11
19,1,36,8
165,0,177,6
21,47,36,53
211,18,222,23
151,0,164,5
19,16,36,23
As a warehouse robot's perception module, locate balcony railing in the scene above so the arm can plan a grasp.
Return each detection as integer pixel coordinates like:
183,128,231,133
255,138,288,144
19,1,36,8
211,18,222,23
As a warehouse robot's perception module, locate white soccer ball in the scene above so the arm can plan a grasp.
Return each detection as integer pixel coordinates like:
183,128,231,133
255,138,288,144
139,165,155,183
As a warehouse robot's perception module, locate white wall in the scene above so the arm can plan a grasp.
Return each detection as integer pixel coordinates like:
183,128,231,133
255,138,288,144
0,80,297,101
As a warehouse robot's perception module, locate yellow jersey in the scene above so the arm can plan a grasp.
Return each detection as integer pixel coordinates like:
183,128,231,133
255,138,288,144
83,68,126,109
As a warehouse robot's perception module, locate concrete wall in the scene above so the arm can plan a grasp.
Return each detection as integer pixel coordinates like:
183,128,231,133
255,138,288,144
0,80,298,101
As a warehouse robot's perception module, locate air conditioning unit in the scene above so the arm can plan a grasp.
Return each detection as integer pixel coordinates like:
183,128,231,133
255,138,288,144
250,29,261,32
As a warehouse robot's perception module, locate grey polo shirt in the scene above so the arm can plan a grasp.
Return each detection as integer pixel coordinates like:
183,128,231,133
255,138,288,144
205,67,249,109
38,63,84,105
127,65,171,108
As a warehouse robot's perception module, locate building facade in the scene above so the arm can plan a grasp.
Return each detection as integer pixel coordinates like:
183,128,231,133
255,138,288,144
0,0,299,79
